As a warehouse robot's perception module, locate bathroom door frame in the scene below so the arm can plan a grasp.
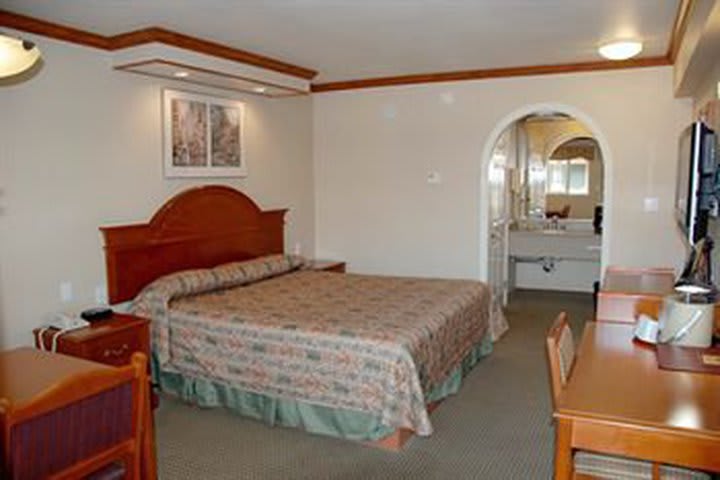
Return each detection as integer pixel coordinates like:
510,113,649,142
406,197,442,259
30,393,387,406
478,103,612,285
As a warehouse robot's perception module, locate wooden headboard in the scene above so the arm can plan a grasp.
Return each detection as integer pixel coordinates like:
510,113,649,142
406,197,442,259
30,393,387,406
100,185,287,304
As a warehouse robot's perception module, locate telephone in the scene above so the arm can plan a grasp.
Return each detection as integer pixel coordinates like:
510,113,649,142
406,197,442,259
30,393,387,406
50,312,90,331
38,313,90,352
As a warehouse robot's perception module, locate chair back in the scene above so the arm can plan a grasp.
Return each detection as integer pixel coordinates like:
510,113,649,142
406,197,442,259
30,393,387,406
546,312,576,409
1,352,148,480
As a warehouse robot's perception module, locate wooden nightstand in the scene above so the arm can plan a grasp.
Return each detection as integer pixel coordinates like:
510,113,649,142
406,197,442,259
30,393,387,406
34,313,158,411
34,313,150,367
309,260,346,273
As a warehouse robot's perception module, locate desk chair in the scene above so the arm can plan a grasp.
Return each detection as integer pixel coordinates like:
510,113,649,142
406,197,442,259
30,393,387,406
546,313,710,480
1,352,149,480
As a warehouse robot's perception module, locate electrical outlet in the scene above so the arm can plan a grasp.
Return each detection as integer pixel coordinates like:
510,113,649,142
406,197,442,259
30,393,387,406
94,284,108,305
59,282,73,303
427,171,442,184
643,197,659,212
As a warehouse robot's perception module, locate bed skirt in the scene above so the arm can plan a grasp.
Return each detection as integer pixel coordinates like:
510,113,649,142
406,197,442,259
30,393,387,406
153,331,493,442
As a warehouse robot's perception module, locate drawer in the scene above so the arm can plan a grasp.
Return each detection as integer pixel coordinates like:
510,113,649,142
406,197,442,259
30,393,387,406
86,329,144,366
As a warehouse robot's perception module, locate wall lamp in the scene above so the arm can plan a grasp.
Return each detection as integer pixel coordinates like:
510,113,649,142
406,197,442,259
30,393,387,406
0,32,41,78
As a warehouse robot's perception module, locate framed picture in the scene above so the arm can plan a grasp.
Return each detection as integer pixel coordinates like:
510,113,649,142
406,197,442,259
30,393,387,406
163,89,246,178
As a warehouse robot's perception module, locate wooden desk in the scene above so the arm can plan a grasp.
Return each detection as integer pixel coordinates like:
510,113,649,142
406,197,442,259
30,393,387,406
0,347,116,405
0,348,157,479
554,323,720,479
596,267,675,322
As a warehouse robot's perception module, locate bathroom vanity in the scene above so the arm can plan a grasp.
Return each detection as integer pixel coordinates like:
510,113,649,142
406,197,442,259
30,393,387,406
508,221,601,292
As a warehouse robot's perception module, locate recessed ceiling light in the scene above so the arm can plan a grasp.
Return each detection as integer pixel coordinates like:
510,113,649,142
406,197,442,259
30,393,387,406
253,86,267,93
598,41,643,61
173,71,189,78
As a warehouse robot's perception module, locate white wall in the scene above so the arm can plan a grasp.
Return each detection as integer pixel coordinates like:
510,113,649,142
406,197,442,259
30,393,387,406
0,32,315,348
313,67,692,280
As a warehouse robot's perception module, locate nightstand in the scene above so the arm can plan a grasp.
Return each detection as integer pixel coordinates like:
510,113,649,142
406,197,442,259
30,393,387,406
34,313,157,410
309,260,346,273
34,313,150,367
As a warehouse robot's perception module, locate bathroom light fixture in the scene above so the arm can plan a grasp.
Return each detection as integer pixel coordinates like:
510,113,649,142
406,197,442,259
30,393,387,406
598,40,643,61
0,32,41,78
173,71,189,78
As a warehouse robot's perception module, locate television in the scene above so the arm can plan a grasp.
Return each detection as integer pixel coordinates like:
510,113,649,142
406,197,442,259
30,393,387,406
675,120,717,244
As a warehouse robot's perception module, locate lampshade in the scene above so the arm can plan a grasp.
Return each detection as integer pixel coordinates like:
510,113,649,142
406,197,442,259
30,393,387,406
0,33,41,78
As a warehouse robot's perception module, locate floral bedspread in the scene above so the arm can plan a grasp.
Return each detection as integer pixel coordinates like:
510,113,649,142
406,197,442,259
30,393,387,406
132,255,490,435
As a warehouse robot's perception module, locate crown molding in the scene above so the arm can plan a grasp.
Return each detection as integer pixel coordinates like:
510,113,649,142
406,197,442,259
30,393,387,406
667,0,695,63
1,1,687,93
0,9,317,80
311,56,671,93
0,9,110,48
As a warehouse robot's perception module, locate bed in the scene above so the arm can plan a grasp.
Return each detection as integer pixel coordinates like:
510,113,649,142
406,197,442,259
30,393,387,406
100,185,500,449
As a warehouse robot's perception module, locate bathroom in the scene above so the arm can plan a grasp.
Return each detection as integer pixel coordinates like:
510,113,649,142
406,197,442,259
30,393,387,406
488,112,603,295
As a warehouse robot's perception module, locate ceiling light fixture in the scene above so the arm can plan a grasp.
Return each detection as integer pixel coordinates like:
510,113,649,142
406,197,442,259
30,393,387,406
253,86,267,94
0,32,41,78
173,71,189,78
598,40,643,61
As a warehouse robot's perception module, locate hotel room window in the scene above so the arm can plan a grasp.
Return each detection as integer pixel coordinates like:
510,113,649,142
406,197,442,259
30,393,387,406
546,158,589,195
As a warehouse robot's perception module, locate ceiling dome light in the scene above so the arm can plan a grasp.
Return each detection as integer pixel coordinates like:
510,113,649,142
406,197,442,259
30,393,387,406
0,33,41,78
173,71,189,78
598,40,643,61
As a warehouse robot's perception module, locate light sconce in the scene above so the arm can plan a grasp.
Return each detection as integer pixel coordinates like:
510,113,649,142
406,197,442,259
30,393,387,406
0,32,41,78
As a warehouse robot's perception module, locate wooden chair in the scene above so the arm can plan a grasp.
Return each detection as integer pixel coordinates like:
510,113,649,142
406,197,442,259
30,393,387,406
546,313,710,480
0,351,149,480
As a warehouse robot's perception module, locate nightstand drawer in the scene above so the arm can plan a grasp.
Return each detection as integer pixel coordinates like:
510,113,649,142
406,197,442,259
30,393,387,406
86,329,144,366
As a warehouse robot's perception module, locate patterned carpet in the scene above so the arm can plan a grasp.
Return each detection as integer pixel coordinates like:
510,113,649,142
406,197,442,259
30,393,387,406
154,289,593,480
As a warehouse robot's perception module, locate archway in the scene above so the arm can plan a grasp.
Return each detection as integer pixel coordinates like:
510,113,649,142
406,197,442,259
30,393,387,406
478,103,613,284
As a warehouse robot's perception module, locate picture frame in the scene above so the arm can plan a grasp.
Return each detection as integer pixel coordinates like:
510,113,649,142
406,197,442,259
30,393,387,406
163,89,246,178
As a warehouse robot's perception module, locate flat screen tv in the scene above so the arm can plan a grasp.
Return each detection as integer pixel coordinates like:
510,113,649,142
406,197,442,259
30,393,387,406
675,120,717,244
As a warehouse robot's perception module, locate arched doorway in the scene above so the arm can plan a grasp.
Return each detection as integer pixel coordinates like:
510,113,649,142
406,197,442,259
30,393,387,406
479,104,612,320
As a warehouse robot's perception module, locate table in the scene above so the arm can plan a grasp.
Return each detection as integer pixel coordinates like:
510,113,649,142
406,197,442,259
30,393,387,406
0,347,157,479
554,322,720,479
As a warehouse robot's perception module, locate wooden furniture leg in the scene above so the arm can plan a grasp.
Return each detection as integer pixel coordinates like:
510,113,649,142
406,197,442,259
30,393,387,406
554,418,574,480
142,387,158,479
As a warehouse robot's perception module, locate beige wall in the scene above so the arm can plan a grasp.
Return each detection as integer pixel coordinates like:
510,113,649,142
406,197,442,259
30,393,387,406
313,67,692,280
0,32,315,348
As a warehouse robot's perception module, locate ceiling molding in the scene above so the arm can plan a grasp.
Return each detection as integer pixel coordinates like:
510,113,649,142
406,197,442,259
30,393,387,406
311,56,671,93
0,1,685,93
667,0,696,63
0,9,110,49
0,9,317,80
